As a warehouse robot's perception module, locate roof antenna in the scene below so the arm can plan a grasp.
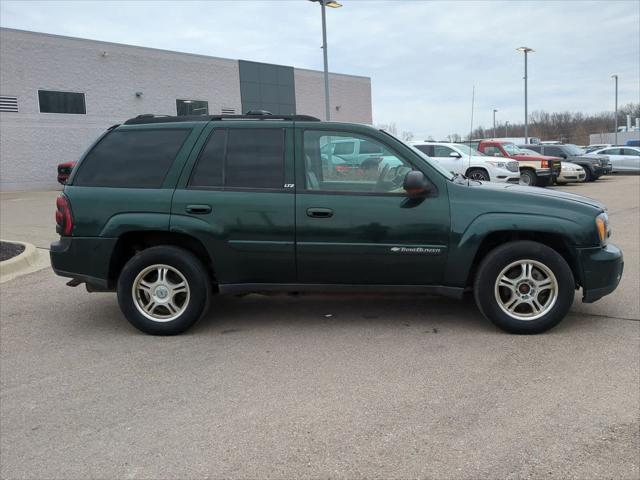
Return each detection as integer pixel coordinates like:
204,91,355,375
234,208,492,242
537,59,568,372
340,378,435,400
467,85,475,187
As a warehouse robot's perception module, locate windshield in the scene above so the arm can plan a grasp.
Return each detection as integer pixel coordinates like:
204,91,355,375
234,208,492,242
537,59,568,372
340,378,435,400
565,144,586,155
454,144,484,156
502,143,522,155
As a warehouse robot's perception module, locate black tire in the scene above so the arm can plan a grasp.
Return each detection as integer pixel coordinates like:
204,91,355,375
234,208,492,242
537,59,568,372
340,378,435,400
473,241,575,334
117,246,211,335
466,168,490,181
583,167,594,182
519,169,536,186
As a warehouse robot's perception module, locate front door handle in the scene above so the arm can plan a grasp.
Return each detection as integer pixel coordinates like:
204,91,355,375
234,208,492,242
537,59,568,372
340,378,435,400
306,207,333,218
185,204,212,214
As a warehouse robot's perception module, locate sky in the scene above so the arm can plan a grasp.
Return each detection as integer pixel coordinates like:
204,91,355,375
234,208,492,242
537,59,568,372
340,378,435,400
1,0,639,139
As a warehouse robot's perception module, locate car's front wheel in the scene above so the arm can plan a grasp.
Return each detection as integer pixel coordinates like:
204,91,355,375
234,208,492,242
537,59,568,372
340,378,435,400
117,246,211,335
473,241,575,334
467,168,490,181
519,169,537,186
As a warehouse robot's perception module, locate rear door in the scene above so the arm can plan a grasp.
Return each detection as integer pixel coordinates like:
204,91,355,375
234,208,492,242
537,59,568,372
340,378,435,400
171,122,296,285
295,125,451,285
431,144,461,175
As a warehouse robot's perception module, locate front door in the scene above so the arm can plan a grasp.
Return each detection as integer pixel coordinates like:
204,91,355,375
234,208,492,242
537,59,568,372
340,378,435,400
295,127,450,285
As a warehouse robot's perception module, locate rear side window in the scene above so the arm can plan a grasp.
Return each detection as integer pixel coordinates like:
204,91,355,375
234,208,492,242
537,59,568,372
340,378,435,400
414,145,434,156
189,128,285,189
74,129,189,188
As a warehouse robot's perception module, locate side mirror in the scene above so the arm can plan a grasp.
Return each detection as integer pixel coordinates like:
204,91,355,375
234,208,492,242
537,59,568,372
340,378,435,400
403,171,430,196
449,151,462,158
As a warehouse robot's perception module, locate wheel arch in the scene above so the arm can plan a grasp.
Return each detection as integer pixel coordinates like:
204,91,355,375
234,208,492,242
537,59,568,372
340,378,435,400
464,231,580,289
108,230,217,289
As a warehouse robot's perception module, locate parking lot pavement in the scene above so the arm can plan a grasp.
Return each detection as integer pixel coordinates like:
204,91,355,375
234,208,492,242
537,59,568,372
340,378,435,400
1,176,638,479
0,190,60,249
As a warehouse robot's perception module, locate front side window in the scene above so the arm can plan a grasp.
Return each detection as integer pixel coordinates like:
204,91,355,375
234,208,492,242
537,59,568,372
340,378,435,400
484,146,505,157
176,99,209,116
433,145,455,157
501,143,521,156
189,128,285,189
304,131,413,194
74,129,189,188
545,147,564,157
38,90,86,114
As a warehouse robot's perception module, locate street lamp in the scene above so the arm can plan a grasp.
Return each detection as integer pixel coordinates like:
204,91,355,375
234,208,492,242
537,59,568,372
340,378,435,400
493,109,498,138
612,74,618,145
309,0,342,121
516,46,534,143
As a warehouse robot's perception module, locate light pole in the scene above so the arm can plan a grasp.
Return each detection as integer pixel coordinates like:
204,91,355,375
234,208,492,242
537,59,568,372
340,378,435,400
505,120,509,137
612,74,618,145
516,47,534,143
493,109,498,138
309,0,342,121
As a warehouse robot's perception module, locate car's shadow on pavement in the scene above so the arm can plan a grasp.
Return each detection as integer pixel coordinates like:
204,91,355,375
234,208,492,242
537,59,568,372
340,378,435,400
64,282,591,339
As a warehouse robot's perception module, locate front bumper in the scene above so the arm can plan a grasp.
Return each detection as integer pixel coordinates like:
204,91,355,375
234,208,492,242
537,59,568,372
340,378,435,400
578,243,624,303
50,236,118,291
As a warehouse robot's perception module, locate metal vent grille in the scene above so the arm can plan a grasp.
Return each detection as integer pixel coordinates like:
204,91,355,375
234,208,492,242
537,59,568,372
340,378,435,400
0,96,18,112
221,107,235,115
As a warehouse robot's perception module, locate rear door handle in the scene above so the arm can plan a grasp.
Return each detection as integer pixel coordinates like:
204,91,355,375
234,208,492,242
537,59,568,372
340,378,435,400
185,204,212,214
306,207,333,218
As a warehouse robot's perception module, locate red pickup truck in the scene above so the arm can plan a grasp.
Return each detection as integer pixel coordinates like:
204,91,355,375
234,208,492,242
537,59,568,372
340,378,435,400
466,140,561,187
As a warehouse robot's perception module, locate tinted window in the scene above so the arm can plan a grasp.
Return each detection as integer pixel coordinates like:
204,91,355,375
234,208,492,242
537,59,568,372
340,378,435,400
545,147,564,157
176,99,209,116
74,129,189,188
359,140,383,154
225,129,284,189
414,145,434,156
38,90,85,114
622,148,640,156
333,142,355,155
526,145,541,153
189,130,226,187
433,145,455,157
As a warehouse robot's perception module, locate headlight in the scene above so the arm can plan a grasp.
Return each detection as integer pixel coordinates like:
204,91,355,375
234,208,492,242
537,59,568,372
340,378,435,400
595,212,610,245
487,161,507,169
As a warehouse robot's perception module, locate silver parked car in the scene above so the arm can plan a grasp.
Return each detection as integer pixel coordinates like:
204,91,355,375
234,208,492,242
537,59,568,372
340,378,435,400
587,146,640,173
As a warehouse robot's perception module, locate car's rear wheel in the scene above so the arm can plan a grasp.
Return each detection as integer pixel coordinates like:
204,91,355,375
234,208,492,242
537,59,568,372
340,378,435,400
519,169,536,186
473,241,574,334
467,168,490,181
117,246,210,335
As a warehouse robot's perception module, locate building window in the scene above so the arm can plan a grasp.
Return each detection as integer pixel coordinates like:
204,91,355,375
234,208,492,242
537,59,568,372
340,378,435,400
176,99,209,116
38,90,86,114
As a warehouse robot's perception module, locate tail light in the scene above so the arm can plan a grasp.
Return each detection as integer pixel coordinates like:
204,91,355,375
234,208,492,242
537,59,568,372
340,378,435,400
541,160,549,168
55,194,74,236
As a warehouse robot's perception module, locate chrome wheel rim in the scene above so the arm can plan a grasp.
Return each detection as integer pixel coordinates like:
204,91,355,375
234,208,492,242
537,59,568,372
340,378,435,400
494,259,558,321
519,174,532,186
132,264,190,322
469,171,488,181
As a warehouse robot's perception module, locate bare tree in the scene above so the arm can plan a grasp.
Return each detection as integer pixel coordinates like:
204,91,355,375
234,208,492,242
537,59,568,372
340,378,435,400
402,131,414,142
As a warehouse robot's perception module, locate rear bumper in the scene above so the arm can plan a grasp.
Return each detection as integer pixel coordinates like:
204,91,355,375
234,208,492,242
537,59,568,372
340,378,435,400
578,244,624,303
50,236,118,291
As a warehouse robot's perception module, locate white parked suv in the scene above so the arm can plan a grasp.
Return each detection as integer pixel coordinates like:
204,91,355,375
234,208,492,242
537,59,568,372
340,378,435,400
409,142,520,182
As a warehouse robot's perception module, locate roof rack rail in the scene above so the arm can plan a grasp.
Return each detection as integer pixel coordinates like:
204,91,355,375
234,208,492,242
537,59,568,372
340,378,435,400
123,112,321,125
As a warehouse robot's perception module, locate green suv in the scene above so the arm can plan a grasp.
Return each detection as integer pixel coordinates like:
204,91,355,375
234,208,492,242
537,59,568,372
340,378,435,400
51,113,623,335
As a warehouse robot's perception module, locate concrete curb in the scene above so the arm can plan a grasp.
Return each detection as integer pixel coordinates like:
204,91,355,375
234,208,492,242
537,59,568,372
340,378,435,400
0,240,45,282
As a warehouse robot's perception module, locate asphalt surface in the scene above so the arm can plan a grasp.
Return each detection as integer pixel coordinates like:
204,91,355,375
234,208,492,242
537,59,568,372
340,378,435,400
1,176,639,479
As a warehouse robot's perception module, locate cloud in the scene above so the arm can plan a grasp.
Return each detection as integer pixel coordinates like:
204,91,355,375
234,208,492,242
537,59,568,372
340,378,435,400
1,0,638,139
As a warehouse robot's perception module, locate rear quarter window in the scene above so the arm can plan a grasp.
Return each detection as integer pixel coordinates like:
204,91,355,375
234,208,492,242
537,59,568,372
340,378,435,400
73,129,190,188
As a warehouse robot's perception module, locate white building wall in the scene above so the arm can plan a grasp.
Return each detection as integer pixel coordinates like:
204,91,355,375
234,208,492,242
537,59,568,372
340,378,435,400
294,68,372,124
0,28,242,190
0,28,373,191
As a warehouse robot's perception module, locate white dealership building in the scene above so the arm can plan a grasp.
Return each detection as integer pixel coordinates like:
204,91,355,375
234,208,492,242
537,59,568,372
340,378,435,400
0,28,373,190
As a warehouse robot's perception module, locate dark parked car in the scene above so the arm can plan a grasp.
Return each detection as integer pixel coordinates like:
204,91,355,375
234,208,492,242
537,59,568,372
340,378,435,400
51,112,623,336
57,161,76,184
522,144,612,182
